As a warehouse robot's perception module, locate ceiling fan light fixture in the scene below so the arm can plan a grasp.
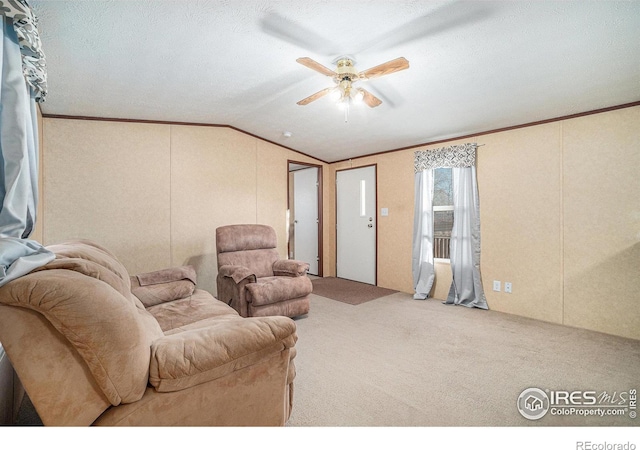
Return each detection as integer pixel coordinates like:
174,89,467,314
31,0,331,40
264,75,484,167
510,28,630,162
353,88,365,103
330,87,342,101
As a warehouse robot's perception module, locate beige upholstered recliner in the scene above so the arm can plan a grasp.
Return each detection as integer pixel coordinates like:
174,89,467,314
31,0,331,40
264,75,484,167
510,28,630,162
0,239,297,426
216,224,312,318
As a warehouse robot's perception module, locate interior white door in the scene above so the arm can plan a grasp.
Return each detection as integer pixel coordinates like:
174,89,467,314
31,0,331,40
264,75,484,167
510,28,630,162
293,167,319,275
336,165,376,284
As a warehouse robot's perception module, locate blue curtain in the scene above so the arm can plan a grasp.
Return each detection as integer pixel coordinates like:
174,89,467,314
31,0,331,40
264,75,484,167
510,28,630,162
0,12,53,287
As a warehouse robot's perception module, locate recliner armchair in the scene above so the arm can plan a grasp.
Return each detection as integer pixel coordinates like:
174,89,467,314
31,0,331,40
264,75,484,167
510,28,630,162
216,224,312,318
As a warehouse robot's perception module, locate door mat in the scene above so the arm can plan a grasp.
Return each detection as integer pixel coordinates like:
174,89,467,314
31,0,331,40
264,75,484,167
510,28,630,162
311,277,397,305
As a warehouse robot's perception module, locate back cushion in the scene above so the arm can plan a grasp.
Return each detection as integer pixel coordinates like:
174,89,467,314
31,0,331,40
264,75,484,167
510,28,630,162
0,269,163,406
36,257,132,300
47,240,132,292
216,224,277,254
45,239,153,312
216,225,280,277
217,249,279,278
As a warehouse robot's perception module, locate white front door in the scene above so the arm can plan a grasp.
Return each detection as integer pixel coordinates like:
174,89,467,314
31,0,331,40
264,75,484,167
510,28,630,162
336,165,376,285
293,167,319,275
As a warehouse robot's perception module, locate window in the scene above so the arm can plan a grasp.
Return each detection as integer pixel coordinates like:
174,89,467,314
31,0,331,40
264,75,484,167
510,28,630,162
433,168,453,260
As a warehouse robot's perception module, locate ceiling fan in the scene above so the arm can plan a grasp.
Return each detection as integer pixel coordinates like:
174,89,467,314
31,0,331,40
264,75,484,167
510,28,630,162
296,56,409,108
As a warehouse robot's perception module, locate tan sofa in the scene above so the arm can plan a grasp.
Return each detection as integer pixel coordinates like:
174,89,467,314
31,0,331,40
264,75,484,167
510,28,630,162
0,240,297,426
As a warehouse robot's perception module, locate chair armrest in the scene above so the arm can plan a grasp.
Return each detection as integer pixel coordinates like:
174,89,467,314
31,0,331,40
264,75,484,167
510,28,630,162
218,264,256,284
272,260,309,277
149,316,297,393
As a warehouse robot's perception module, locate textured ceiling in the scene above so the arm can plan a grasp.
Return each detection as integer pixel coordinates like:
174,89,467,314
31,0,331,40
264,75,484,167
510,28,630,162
32,0,640,162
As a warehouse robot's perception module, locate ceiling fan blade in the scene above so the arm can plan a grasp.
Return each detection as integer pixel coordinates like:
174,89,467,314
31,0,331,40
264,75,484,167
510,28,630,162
297,87,332,105
359,57,410,80
356,2,494,53
360,89,382,108
296,57,336,77
261,13,339,56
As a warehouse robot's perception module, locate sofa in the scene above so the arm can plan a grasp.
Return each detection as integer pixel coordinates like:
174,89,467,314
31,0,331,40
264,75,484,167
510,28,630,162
0,239,298,426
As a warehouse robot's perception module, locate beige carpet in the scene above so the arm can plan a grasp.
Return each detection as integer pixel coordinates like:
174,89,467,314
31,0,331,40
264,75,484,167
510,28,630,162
288,292,640,427
311,277,397,305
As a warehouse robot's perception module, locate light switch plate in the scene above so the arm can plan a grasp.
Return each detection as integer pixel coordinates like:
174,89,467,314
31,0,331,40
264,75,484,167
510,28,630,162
493,280,501,292
381,208,389,216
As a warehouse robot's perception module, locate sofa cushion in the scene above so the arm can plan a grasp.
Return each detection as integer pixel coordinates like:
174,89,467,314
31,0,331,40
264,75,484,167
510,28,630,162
149,315,297,392
146,290,238,333
245,276,312,307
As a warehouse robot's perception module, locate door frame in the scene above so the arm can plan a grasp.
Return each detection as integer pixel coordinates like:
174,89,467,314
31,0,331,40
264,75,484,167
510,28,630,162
287,160,323,277
335,163,378,285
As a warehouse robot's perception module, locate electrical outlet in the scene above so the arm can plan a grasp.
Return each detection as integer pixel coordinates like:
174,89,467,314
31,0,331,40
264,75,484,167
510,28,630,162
505,282,512,294
493,280,501,292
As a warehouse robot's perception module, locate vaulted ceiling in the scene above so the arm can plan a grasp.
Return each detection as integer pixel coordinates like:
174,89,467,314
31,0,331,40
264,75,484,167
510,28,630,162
32,0,640,162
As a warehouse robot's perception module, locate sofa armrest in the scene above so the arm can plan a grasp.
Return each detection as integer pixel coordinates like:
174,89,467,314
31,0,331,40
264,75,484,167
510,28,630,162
272,260,309,277
149,316,297,393
218,264,256,284
130,276,195,308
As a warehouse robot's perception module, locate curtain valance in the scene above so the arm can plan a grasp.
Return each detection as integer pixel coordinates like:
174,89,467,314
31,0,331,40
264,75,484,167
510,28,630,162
414,143,477,173
0,0,46,102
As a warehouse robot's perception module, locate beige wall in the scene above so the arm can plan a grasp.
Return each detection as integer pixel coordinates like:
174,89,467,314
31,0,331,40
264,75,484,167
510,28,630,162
562,108,640,339
325,106,640,340
43,119,172,274
477,125,564,325
42,118,325,295
41,106,640,340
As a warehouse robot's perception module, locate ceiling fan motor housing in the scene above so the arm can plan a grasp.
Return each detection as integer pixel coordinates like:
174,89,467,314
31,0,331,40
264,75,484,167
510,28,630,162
335,58,359,82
